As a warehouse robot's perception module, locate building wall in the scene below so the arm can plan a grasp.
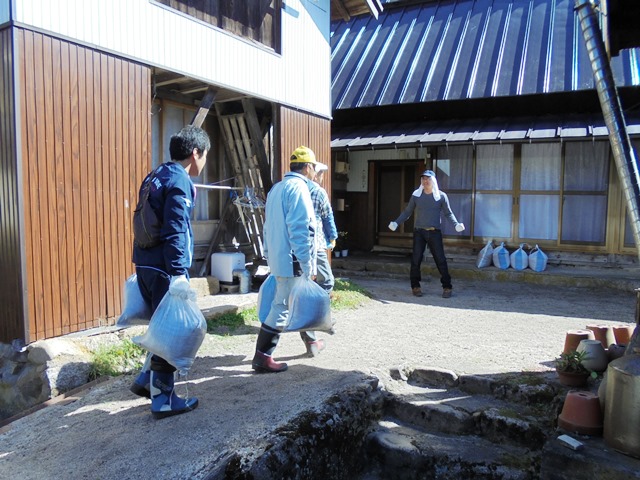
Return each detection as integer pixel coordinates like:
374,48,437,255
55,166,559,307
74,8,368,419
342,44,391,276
12,0,332,118
0,27,25,344
10,27,151,343
279,106,331,189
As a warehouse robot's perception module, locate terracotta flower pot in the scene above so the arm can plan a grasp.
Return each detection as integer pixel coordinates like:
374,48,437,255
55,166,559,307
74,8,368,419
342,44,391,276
558,391,603,436
586,324,615,349
563,330,595,354
613,325,635,346
556,369,589,387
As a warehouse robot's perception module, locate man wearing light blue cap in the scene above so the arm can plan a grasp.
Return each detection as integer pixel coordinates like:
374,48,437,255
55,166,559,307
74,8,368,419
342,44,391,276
389,169,465,298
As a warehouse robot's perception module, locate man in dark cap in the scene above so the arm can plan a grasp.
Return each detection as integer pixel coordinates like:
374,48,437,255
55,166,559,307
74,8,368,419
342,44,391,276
389,170,465,298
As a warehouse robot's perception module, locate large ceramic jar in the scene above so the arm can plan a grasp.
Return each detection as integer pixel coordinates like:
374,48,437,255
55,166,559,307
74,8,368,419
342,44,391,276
604,353,640,458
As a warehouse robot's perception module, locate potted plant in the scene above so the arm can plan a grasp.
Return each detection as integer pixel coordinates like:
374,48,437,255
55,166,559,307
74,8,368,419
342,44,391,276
555,350,597,387
336,231,349,257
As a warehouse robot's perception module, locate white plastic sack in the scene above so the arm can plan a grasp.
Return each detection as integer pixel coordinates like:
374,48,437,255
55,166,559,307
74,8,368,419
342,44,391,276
510,244,529,271
132,280,206,375
528,244,548,272
492,242,510,269
116,274,152,327
476,241,494,268
257,274,276,323
285,277,333,333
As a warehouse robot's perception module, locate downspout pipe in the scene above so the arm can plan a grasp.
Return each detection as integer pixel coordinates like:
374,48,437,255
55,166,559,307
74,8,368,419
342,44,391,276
575,0,640,260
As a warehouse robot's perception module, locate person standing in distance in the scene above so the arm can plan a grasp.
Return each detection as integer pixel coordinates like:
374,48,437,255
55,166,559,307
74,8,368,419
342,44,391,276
389,169,465,299
130,125,210,419
252,146,324,373
309,162,338,294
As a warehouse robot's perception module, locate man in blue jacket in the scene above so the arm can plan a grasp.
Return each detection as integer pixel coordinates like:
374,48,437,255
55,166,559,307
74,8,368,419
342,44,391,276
252,146,321,373
130,125,210,419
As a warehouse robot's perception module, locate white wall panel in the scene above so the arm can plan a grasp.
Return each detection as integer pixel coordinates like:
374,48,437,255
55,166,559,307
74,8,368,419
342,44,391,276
13,0,331,117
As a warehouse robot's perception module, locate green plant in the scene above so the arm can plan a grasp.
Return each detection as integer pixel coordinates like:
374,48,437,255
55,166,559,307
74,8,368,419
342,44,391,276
206,306,258,333
336,231,349,250
331,278,371,310
89,338,146,380
555,350,592,374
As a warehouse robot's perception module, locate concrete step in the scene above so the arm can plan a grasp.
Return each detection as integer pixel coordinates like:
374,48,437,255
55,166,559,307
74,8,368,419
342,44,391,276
363,418,538,480
387,368,556,450
373,366,640,480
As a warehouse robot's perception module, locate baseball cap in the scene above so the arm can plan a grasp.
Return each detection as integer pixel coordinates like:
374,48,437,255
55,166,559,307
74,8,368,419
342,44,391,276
421,169,435,177
315,163,328,172
290,146,319,165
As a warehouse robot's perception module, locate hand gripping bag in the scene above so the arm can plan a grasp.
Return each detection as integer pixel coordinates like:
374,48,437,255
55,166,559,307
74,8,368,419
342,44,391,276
476,241,494,268
492,242,510,269
510,244,529,271
257,274,276,323
285,277,334,333
528,244,548,272
116,274,152,327
133,279,206,375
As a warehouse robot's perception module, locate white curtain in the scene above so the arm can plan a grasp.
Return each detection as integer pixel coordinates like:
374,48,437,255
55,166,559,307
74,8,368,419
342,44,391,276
561,142,609,243
474,145,514,238
519,143,561,240
436,146,473,234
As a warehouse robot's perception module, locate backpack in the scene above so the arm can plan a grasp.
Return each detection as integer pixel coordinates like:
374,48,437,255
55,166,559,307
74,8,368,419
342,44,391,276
133,168,162,249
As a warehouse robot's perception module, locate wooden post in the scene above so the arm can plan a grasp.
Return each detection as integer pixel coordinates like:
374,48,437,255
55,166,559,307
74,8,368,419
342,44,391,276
190,86,217,127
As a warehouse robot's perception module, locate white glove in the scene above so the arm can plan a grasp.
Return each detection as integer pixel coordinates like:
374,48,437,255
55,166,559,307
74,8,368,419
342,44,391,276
388,221,398,231
455,223,465,232
327,239,336,251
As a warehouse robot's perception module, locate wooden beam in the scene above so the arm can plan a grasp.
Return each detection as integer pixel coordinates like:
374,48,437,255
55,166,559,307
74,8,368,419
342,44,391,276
331,0,351,21
241,98,273,192
190,86,217,127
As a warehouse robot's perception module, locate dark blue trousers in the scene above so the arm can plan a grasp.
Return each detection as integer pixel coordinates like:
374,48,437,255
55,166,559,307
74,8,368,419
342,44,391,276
410,229,452,290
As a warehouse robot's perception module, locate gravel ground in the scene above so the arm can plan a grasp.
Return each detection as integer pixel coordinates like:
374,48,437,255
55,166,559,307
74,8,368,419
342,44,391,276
0,275,636,479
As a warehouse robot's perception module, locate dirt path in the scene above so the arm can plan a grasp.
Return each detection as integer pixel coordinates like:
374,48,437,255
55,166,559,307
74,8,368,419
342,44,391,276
0,276,636,479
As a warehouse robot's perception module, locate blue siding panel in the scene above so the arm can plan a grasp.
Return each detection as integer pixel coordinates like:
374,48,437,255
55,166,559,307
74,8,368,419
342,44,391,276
331,0,640,110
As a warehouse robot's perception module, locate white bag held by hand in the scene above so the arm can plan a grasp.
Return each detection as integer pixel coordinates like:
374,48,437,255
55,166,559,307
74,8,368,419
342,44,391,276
257,274,276,323
286,277,334,333
510,244,529,271
133,277,206,375
476,241,494,268
492,242,510,269
528,244,549,272
116,274,152,327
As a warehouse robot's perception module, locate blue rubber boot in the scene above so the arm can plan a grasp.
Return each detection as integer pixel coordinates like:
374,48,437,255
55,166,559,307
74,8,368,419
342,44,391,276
129,352,152,399
150,371,198,419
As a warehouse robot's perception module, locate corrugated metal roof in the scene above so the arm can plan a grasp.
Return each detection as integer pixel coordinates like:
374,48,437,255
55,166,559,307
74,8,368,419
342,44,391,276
331,0,640,110
330,113,640,148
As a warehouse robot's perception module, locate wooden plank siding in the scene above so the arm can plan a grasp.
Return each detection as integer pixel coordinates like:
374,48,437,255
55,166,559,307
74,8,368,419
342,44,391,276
278,105,332,199
6,27,151,343
0,27,26,344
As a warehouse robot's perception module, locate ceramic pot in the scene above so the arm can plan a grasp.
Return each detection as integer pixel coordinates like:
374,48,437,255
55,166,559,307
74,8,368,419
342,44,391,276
556,369,589,387
577,339,609,373
563,330,595,353
613,325,635,346
341,249,349,257
558,391,603,436
586,324,615,349
608,344,626,362
604,353,640,457
334,251,341,258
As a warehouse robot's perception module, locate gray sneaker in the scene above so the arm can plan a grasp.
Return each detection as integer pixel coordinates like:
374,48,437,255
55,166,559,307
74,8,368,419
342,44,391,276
442,288,452,298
